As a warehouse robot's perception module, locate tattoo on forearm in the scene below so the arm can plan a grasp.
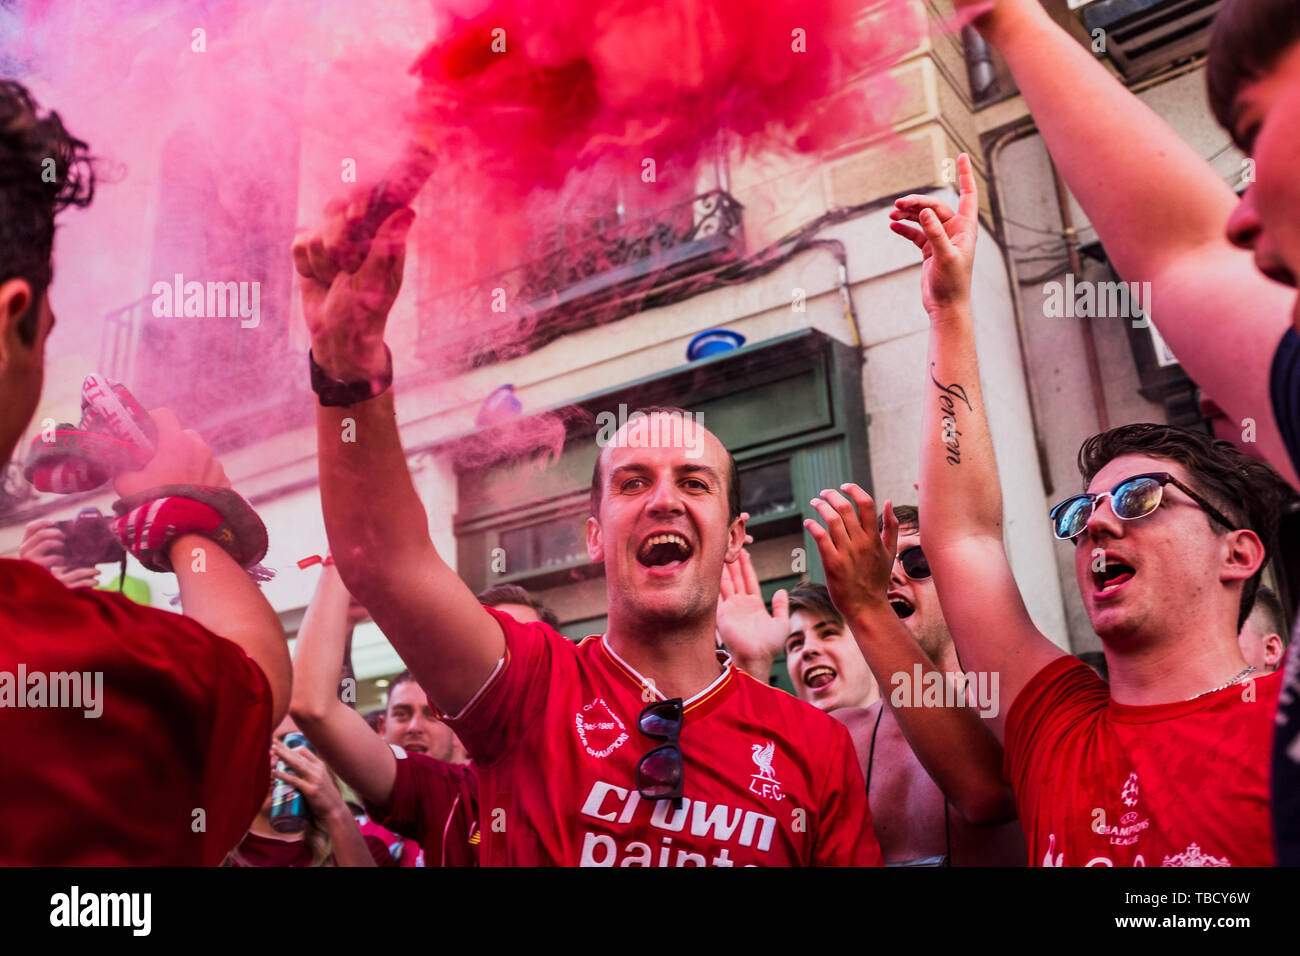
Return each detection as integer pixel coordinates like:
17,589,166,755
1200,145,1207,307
931,365,973,466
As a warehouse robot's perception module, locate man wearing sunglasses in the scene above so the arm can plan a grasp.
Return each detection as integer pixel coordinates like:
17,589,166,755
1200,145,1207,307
293,180,882,867
949,0,1300,867
894,153,1291,866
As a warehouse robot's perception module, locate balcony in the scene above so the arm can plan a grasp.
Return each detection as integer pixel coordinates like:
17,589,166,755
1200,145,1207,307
416,189,745,369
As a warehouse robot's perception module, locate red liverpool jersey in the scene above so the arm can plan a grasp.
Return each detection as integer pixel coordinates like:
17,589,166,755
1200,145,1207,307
446,608,880,866
1006,655,1279,867
362,747,479,867
0,558,273,865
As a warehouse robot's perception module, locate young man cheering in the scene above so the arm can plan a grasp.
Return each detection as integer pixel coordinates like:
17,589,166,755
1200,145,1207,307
891,152,1289,866
291,198,880,866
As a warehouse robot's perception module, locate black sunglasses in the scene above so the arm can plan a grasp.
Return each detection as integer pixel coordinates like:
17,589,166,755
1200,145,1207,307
897,545,930,580
1050,472,1237,541
636,697,684,806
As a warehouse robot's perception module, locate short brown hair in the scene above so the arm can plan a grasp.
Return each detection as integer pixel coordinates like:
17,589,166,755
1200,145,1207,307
477,583,559,629
787,582,843,630
1077,423,1291,630
589,405,740,521
1207,0,1300,138
1245,586,1291,648
878,503,919,535
386,669,419,713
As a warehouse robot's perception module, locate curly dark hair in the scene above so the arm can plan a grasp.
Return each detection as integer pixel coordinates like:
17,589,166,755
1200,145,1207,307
1077,423,1292,631
0,79,95,344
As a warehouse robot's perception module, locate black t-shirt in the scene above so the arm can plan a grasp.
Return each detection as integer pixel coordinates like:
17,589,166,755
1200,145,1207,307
1270,327,1300,865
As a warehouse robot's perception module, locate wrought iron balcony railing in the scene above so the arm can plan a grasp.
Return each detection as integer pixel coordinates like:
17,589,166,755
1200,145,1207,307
417,189,744,368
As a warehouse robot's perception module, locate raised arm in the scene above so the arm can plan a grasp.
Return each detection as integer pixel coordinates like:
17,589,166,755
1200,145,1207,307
951,0,1297,485
112,409,291,724
292,197,503,716
807,490,1015,823
289,562,399,808
897,154,1064,738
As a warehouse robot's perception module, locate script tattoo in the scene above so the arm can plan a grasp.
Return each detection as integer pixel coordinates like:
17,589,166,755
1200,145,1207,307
930,365,973,466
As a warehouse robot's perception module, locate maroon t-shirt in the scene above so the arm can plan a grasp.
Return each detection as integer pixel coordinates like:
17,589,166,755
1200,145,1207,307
0,558,273,865
362,747,479,867
227,831,317,867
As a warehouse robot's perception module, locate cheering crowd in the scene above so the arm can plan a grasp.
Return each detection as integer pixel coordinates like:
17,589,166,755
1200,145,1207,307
3,0,1300,867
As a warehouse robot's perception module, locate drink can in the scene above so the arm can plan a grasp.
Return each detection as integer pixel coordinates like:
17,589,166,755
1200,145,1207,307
270,732,313,834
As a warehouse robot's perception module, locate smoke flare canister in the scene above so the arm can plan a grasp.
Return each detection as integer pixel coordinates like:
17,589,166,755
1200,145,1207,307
270,732,313,834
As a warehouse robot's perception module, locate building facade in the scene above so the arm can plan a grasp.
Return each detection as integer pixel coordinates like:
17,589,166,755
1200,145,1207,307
3,0,1290,709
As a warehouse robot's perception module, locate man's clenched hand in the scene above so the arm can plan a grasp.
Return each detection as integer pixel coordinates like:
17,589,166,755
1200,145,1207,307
292,197,415,382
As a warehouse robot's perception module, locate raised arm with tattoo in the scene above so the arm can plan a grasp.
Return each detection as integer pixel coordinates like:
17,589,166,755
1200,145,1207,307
952,0,1297,486
292,196,503,717
896,153,1065,739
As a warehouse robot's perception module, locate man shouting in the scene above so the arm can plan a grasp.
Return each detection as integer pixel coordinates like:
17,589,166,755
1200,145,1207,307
291,198,880,866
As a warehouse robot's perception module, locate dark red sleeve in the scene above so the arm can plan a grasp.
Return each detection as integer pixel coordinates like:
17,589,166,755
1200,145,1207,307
814,719,882,866
442,606,562,767
0,561,272,865
363,751,478,866
176,611,275,865
89,589,274,865
1003,656,1109,804
359,820,401,867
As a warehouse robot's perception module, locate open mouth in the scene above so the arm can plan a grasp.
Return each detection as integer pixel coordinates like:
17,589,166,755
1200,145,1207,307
803,665,836,690
1093,558,1136,596
637,532,694,568
888,592,914,620
404,744,428,754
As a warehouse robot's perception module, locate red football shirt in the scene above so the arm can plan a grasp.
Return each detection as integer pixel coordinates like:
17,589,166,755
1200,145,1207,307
446,608,880,866
362,747,479,867
1005,655,1279,867
226,831,317,867
0,558,273,865
359,818,426,867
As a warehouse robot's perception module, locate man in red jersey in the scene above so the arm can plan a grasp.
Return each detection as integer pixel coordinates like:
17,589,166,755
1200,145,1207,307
291,562,479,867
292,202,880,864
0,80,290,864
890,152,1290,866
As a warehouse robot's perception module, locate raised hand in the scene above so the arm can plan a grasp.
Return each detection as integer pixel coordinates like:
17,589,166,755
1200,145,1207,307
112,408,229,499
291,196,415,382
889,152,980,316
716,547,789,679
804,484,898,622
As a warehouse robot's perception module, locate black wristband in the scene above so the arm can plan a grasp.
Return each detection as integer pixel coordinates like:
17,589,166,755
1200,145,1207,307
309,346,394,407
